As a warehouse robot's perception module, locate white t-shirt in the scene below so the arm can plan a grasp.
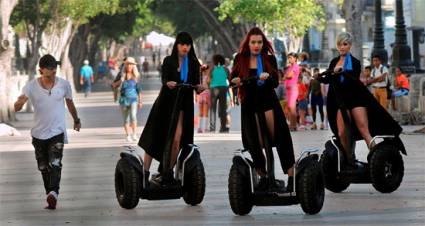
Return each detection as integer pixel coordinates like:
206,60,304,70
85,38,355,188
371,65,389,88
22,77,73,143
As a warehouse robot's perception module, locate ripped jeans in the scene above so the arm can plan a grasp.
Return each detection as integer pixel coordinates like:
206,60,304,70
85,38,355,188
32,133,64,194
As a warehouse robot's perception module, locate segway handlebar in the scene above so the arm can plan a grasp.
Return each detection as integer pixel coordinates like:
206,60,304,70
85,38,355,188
230,75,259,88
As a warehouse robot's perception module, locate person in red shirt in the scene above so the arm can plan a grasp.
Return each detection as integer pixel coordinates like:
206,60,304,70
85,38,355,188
297,76,308,130
392,66,409,97
391,66,410,111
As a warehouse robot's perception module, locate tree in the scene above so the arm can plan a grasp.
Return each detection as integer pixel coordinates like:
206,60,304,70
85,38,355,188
218,0,325,53
151,0,250,57
341,0,365,64
0,0,18,122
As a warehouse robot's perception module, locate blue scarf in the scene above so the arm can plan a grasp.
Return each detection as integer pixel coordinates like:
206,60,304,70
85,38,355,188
180,55,189,83
341,53,353,83
256,54,265,86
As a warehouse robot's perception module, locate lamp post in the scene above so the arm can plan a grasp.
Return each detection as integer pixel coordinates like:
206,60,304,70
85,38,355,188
392,0,414,72
371,0,388,66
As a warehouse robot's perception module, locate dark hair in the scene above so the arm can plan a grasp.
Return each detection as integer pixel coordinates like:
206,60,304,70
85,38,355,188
232,27,276,79
39,54,60,68
212,54,225,66
395,66,403,73
287,52,298,59
372,54,381,60
313,67,320,72
365,66,372,70
171,32,198,60
231,27,277,100
299,52,309,61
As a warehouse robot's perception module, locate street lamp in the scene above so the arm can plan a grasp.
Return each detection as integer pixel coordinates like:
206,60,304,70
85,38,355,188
371,0,388,66
391,0,414,73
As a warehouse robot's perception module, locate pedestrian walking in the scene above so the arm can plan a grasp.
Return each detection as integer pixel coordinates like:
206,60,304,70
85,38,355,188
14,54,81,210
284,52,300,131
80,59,94,98
197,63,211,133
112,57,142,142
309,68,325,130
209,54,230,133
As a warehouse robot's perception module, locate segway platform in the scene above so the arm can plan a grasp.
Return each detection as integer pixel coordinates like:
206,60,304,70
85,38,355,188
114,145,205,209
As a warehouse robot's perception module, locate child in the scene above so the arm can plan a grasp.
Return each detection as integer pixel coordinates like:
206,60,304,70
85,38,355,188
309,68,325,130
297,76,308,130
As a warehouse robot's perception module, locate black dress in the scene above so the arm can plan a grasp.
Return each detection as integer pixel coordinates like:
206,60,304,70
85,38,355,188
138,55,200,162
232,54,295,173
321,55,402,141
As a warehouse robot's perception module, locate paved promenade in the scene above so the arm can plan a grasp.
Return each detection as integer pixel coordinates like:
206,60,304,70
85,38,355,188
1,76,424,226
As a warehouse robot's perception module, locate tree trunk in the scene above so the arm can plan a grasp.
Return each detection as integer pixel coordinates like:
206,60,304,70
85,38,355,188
69,24,90,90
342,0,365,64
0,0,18,122
193,0,240,57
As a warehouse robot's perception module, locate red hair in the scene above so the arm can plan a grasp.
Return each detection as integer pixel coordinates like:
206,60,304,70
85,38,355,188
231,27,277,101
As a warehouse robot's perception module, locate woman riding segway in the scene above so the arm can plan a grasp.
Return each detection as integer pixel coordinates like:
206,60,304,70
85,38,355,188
230,27,296,191
319,32,406,193
138,32,205,186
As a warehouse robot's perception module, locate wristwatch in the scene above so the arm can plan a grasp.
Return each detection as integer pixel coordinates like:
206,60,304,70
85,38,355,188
74,118,81,124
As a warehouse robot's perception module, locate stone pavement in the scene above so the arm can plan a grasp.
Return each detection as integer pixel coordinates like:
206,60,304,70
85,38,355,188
0,76,424,226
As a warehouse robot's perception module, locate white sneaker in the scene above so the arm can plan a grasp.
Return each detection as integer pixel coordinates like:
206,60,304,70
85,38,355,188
126,135,132,142
45,191,58,209
132,134,138,141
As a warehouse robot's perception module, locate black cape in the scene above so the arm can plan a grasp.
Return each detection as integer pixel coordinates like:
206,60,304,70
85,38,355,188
232,54,295,172
138,55,200,162
321,55,402,141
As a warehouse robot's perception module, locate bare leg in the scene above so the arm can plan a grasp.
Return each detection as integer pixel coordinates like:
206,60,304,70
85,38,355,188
351,107,373,149
290,107,297,129
130,122,137,135
336,110,351,159
143,154,153,172
123,123,130,136
170,111,184,168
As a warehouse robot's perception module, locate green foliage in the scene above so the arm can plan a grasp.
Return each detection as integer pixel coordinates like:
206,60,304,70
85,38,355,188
218,0,325,37
151,0,213,39
58,0,121,25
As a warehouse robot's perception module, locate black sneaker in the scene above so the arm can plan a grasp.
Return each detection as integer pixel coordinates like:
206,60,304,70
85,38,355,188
255,177,268,191
150,170,176,187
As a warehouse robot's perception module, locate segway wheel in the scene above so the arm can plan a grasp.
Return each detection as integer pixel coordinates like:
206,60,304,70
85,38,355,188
297,161,325,215
369,144,404,193
320,148,350,193
115,158,141,209
228,164,253,215
183,162,206,205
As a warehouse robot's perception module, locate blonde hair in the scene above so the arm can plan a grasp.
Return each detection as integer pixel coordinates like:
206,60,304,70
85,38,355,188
122,64,140,81
336,32,353,46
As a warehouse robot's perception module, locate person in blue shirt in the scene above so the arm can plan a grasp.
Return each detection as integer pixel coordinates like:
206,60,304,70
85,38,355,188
112,57,143,142
79,60,94,97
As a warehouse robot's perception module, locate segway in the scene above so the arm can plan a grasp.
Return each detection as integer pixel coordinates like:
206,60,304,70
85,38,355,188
318,69,406,193
228,76,325,215
114,83,206,209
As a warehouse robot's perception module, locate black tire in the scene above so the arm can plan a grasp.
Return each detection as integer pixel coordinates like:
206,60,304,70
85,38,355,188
370,144,404,193
183,162,206,205
115,158,141,209
320,149,350,193
228,164,253,215
297,161,325,215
